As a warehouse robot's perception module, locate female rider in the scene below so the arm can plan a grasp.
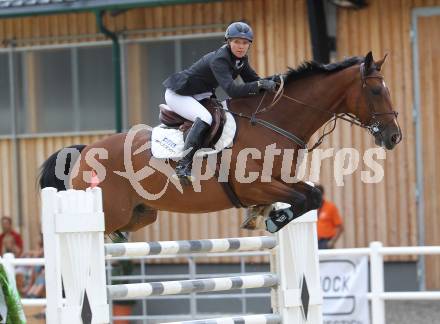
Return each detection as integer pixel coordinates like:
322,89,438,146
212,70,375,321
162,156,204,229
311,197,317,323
163,21,276,184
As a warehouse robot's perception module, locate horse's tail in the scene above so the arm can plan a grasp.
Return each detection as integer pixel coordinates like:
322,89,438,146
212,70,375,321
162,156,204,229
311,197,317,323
38,144,87,191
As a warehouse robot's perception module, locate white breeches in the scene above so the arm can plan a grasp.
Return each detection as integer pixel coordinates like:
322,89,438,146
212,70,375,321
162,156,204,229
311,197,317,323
164,89,213,125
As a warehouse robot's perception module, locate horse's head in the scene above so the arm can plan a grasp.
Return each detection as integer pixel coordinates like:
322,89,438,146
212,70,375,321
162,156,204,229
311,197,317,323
345,52,402,150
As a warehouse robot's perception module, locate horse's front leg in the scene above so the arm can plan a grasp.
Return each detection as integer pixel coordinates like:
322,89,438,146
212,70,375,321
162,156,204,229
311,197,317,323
264,181,323,232
237,180,312,232
291,181,323,211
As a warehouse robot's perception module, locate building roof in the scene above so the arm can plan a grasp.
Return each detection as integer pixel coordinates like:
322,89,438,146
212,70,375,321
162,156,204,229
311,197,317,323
0,0,219,17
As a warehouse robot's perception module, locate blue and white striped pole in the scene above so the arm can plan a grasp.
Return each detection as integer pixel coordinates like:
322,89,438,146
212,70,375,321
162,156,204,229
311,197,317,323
108,274,278,299
105,236,277,257
162,313,282,324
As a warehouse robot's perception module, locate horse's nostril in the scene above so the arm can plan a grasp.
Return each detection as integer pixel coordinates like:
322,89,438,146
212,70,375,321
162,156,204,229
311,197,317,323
391,133,400,144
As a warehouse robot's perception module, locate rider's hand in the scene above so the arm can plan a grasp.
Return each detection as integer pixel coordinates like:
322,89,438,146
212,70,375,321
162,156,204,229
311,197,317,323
257,79,276,91
270,74,282,83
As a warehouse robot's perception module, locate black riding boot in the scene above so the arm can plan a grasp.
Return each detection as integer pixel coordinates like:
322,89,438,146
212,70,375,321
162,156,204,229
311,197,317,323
175,118,210,185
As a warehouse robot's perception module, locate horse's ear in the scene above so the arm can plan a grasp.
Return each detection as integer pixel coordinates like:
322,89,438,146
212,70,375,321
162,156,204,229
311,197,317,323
375,53,388,71
364,51,374,72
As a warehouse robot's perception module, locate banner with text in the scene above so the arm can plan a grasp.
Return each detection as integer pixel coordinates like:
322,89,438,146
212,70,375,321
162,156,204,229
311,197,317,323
320,255,370,324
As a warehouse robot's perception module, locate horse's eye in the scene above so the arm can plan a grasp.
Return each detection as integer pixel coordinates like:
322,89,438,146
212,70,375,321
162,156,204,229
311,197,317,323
371,86,382,96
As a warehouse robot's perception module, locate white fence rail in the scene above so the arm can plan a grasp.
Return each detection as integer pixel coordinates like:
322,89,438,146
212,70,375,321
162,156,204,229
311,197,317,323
3,242,440,324
1,242,440,324
320,242,440,324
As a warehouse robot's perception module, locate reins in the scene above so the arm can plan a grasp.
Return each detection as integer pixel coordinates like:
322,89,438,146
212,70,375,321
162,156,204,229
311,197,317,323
226,63,399,152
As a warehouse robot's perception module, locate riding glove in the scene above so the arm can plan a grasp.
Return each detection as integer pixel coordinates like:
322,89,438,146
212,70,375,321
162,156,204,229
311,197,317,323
257,79,276,91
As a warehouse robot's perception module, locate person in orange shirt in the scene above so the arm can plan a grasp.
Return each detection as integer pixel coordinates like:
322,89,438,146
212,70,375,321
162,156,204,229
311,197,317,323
315,185,344,249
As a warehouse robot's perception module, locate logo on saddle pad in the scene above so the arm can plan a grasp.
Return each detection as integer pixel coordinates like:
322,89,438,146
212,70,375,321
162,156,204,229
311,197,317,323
161,137,178,148
151,112,237,159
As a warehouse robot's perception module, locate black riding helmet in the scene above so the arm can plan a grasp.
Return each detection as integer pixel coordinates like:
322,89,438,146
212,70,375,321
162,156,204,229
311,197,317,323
224,22,254,42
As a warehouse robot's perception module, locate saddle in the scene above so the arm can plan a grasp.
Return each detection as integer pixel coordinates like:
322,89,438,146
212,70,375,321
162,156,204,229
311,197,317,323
159,98,227,148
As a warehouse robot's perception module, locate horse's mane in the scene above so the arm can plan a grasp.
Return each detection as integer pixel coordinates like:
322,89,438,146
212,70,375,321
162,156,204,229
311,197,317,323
282,56,364,83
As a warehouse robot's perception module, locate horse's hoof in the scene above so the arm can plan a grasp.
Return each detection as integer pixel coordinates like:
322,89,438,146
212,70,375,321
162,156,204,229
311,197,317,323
240,216,257,230
108,230,128,242
242,205,274,230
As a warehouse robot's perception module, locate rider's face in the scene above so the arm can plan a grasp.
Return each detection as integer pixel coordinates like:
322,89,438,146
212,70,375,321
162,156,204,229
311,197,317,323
229,38,251,58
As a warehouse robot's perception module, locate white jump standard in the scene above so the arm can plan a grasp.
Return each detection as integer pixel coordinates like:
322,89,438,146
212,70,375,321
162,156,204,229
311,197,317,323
41,187,323,324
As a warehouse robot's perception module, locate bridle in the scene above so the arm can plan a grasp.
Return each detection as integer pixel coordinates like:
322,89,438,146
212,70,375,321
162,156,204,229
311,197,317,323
226,62,399,151
357,63,399,141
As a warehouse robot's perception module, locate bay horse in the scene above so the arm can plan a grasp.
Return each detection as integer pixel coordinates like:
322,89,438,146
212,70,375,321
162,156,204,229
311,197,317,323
39,52,401,236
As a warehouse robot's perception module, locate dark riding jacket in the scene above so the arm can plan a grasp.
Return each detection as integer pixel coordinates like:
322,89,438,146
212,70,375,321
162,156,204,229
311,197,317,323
163,44,260,98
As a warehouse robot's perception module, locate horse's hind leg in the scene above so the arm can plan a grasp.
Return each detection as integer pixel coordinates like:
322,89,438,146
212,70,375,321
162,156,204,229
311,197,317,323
119,203,158,232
